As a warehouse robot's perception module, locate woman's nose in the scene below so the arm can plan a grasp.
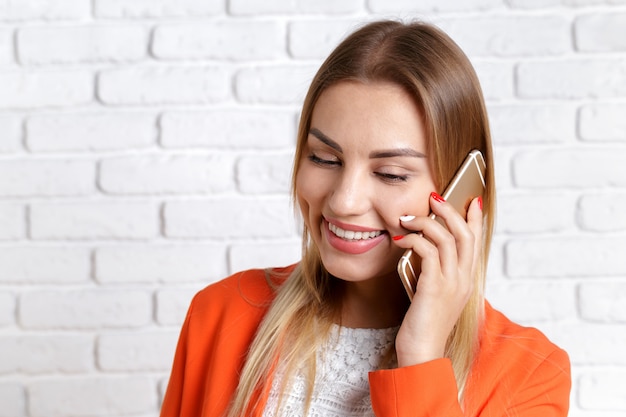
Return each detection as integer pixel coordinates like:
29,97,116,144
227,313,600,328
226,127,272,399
327,169,371,216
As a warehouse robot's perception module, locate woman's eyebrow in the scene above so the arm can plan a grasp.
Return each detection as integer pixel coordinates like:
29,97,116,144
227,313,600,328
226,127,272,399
369,148,427,159
309,128,342,152
309,127,426,159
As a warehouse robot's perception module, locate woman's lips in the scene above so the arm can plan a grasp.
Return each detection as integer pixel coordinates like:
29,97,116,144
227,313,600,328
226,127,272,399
328,222,382,240
323,219,387,255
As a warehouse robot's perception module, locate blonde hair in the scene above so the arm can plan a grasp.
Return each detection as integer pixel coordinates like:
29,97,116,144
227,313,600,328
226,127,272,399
227,20,496,416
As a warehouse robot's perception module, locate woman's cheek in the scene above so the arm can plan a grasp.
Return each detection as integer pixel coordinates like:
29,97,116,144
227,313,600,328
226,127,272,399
391,188,425,212
295,168,321,223
383,190,431,227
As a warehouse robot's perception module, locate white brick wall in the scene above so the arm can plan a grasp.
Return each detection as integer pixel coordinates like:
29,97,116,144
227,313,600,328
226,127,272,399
0,70,93,109
0,2,624,416
27,112,157,152
17,25,148,65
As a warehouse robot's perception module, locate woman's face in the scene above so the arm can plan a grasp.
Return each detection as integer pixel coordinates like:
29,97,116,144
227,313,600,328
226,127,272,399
296,81,437,284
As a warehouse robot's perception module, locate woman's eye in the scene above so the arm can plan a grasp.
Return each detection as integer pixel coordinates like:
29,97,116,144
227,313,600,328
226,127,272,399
375,172,409,183
308,153,341,167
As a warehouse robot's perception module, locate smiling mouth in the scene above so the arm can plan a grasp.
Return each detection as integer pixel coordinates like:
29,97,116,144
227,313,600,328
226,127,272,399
328,223,383,241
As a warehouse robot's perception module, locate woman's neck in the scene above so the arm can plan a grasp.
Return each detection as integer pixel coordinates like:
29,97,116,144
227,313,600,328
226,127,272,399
337,274,410,329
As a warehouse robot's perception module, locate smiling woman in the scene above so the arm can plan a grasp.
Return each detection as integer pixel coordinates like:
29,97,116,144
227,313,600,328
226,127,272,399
296,81,435,286
160,20,571,417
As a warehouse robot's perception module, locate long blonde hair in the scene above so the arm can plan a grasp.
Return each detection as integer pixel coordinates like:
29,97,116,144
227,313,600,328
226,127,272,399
227,20,496,416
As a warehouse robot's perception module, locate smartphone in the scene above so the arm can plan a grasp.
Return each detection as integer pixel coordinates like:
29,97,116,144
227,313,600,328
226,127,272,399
397,149,486,300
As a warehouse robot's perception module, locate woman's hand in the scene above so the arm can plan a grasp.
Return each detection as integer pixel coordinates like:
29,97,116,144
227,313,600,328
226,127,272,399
393,192,483,367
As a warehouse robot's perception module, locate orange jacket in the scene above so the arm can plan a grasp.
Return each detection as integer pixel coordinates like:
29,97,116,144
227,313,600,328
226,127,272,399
160,266,571,417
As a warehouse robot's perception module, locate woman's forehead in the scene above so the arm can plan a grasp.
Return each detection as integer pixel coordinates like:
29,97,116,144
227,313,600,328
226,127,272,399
307,81,428,154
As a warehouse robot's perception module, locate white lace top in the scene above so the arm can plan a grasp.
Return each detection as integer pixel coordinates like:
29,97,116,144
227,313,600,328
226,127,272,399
263,324,398,417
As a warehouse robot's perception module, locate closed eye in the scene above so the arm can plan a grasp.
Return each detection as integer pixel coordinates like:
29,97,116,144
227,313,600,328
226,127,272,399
375,172,409,183
308,153,341,167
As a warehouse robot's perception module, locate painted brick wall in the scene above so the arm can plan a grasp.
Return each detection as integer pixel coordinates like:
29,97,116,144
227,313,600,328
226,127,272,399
1,1,625,416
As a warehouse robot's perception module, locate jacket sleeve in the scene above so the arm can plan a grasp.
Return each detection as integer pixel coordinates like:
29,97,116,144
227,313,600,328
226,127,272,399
368,347,571,417
369,359,463,417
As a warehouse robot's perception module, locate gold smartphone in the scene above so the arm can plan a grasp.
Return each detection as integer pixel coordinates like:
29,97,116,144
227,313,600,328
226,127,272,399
397,149,486,300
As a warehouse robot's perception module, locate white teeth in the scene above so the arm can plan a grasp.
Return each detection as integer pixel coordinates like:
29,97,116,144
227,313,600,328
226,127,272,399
328,223,382,240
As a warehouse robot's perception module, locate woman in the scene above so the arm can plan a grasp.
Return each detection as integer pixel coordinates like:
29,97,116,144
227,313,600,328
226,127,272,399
160,20,571,417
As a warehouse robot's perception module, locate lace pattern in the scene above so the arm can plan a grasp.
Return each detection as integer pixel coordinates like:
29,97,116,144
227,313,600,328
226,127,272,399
263,324,398,417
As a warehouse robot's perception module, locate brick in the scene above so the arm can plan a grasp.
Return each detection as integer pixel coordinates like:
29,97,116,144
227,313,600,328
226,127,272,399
229,241,301,272
472,60,515,101
98,66,229,105
486,281,577,322
0,203,23,239
26,112,156,152
579,371,626,410
575,13,626,52
579,104,626,141
485,235,505,281
95,0,222,18
236,65,318,104
0,70,93,109
578,282,626,322
160,110,296,149
99,154,236,195
505,237,626,278
236,152,293,194
540,322,626,365
153,21,283,60
0,334,93,374
156,287,199,326
95,244,228,283
158,377,168,404
568,411,626,417
298,0,362,13
28,376,157,417
0,382,24,417
517,59,626,99
19,289,152,329
230,0,362,14
0,247,90,284
18,25,147,65
289,20,358,59
513,148,626,188
0,292,15,326
488,104,576,144
369,0,501,12
0,159,94,197
492,147,515,189
506,0,625,9
0,114,22,153
0,27,12,67
578,192,626,232
505,0,561,7
30,201,159,240
97,330,179,371
437,16,570,57
495,192,576,234
0,0,90,21
164,197,297,238
564,0,626,4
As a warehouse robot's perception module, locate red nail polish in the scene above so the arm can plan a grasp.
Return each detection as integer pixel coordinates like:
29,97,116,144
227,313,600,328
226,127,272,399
392,235,404,241
478,196,483,210
431,192,445,203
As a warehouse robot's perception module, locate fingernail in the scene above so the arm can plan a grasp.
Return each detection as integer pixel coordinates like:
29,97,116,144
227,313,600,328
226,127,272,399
478,196,483,210
431,192,445,203
392,235,405,241
399,215,415,222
